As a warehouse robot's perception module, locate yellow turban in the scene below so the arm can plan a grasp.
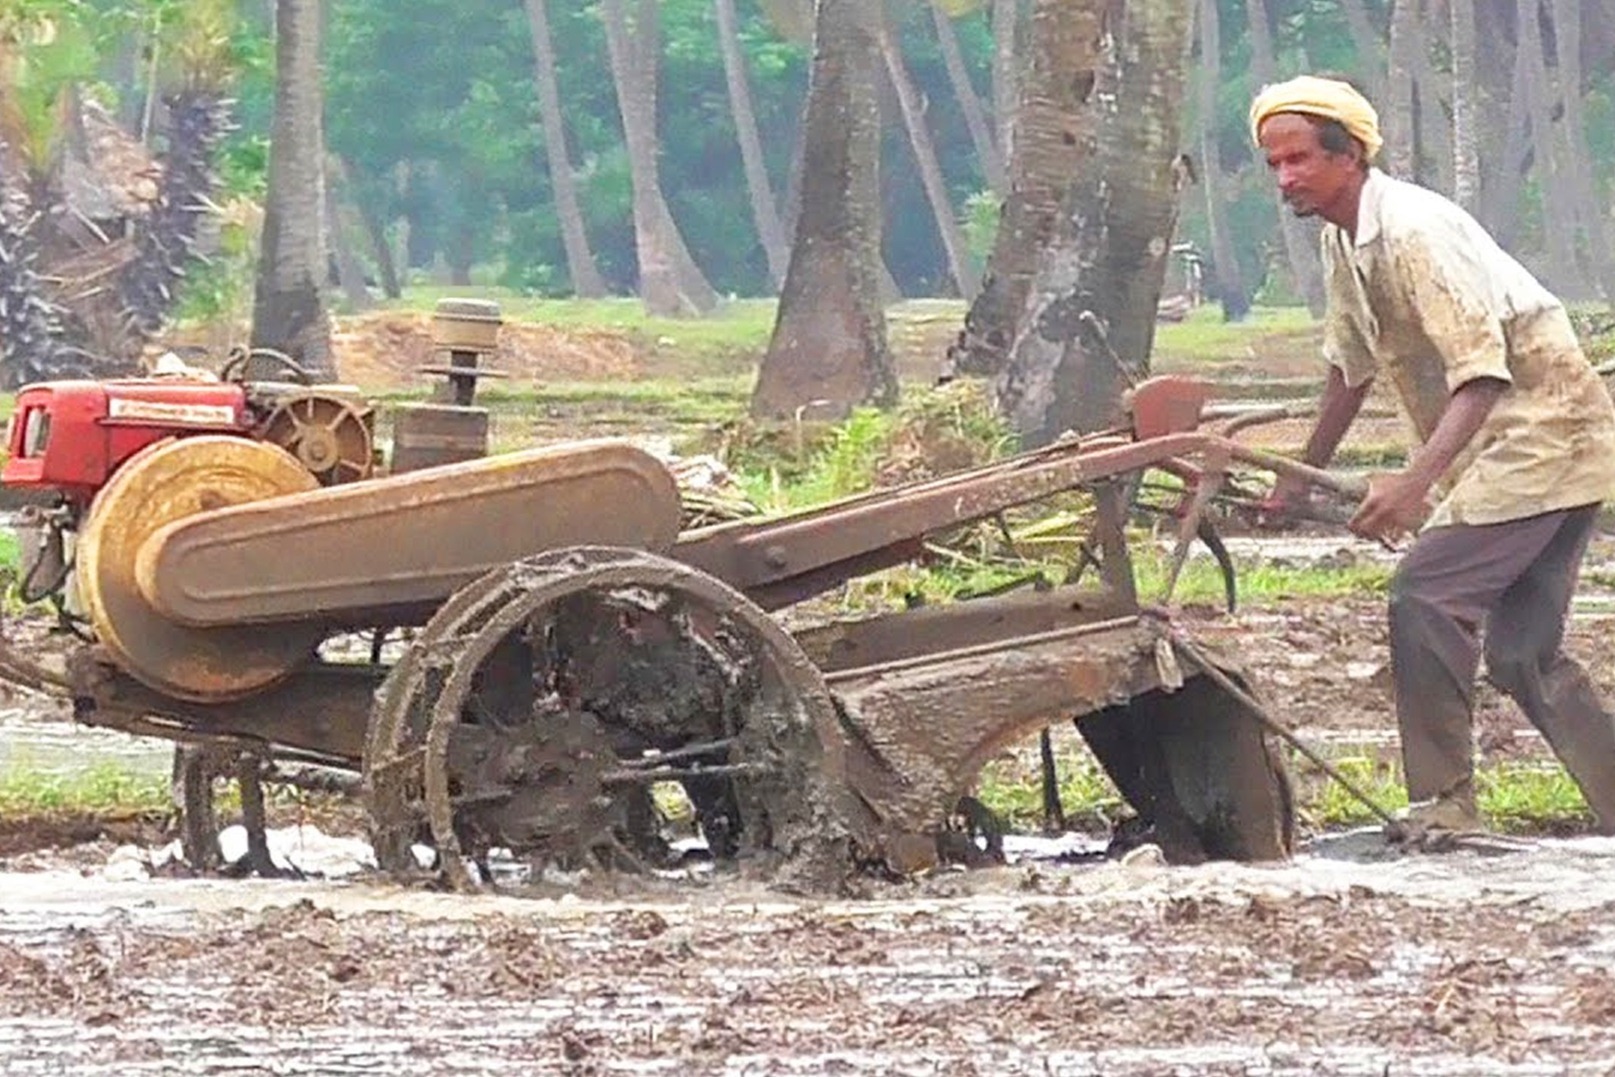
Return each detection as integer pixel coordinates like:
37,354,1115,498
1249,75,1383,161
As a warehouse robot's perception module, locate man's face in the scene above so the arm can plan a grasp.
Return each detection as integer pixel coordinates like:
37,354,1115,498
1258,113,1360,221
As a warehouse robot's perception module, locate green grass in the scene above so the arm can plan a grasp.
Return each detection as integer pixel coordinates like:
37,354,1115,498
0,738,1591,841
1152,305,1322,370
977,742,1594,838
0,760,171,817
1132,545,1391,607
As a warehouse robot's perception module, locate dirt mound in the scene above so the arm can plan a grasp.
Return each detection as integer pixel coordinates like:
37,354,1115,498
332,311,646,389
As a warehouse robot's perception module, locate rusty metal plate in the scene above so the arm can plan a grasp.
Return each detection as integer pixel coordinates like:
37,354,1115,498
827,614,1293,865
138,439,683,627
74,436,324,702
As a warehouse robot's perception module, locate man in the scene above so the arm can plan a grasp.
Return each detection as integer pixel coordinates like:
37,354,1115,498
1250,74,1615,839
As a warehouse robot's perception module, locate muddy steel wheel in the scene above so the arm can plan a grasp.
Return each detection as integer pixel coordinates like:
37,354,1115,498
364,546,851,888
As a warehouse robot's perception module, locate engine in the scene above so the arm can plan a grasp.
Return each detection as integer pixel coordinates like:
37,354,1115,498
3,374,375,506
2,360,375,615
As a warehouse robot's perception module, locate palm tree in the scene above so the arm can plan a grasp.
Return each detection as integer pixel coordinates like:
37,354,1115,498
0,14,71,387
1546,0,1615,305
1385,0,1420,179
1515,0,1577,282
878,19,978,298
1450,0,1480,213
991,0,1017,161
1245,0,1324,316
523,0,606,298
600,0,718,316
251,0,334,377
1196,0,1247,320
121,0,240,341
945,0,1104,378
751,0,895,420
714,0,790,290
929,2,1005,193
996,0,1194,445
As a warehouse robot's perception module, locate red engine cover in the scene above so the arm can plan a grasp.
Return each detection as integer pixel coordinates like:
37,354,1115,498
3,380,252,504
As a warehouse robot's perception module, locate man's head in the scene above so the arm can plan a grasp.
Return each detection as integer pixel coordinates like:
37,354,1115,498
1250,76,1379,227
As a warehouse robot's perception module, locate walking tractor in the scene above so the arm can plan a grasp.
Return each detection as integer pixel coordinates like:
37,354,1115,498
0,300,1365,888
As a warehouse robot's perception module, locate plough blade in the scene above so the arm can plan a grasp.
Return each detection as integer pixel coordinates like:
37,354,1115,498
813,603,1295,868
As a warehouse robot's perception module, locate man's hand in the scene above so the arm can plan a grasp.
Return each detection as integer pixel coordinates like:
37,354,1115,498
1256,473,1311,529
1347,471,1431,543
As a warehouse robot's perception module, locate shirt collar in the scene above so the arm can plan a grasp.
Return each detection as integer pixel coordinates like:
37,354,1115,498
1351,168,1389,248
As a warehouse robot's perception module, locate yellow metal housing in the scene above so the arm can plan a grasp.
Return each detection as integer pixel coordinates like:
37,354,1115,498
75,436,324,702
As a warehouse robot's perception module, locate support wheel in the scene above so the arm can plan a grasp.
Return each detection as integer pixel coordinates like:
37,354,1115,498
363,546,851,889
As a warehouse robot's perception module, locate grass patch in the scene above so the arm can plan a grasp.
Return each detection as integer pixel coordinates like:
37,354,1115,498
1132,545,1391,606
0,759,171,817
1153,306,1322,370
977,740,1595,840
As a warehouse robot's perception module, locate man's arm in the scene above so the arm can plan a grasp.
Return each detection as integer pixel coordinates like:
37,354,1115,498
1270,365,1374,506
1299,364,1374,469
1348,376,1507,541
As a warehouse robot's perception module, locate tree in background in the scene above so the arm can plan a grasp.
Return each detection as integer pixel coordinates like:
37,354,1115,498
251,0,333,377
930,1,1004,195
600,0,719,316
944,0,1103,379
751,0,894,420
120,0,240,341
996,0,1194,446
877,13,977,299
1195,0,1248,321
715,0,791,289
524,0,606,297
0,7,77,387
1244,0,1323,316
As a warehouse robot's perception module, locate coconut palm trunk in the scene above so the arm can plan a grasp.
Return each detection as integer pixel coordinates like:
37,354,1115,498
1385,0,1420,178
996,0,1194,445
944,0,1104,378
1246,0,1325,316
991,0,1018,161
1340,0,1384,91
1516,0,1577,283
1197,0,1247,320
878,23,978,299
251,0,334,377
930,2,1005,193
524,0,606,297
1547,0,1615,304
1450,0,1480,213
750,0,894,420
600,0,718,316
715,0,790,289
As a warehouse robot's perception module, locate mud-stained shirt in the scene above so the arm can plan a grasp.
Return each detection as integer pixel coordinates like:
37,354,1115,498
1320,168,1615,528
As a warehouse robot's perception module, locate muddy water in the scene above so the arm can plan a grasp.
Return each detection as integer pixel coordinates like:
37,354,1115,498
3,835,1615,1074
0,708,173,779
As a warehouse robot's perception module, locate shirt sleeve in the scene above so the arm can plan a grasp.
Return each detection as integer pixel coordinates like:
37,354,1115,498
1393,224,1512,393
1320,232,1378,389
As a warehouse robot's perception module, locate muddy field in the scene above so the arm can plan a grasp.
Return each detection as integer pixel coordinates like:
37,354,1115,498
4,835,1615,1074
5,556,1615,1074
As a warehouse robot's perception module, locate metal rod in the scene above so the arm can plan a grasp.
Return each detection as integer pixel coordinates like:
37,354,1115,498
1171,634,1401,828
619,737,739,768
602,761,773,785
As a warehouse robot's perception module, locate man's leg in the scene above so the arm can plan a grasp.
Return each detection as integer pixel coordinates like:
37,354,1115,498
1388,511,1572,821
1483,505,1615,832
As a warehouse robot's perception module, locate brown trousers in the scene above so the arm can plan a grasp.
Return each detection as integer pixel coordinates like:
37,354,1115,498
1388,503,1615,831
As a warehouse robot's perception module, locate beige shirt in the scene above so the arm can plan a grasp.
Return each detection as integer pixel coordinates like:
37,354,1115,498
1321,168,1615,528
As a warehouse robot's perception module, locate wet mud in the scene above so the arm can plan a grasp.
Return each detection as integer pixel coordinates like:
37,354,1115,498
3,535,1615,1072
4,835,1615,1074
